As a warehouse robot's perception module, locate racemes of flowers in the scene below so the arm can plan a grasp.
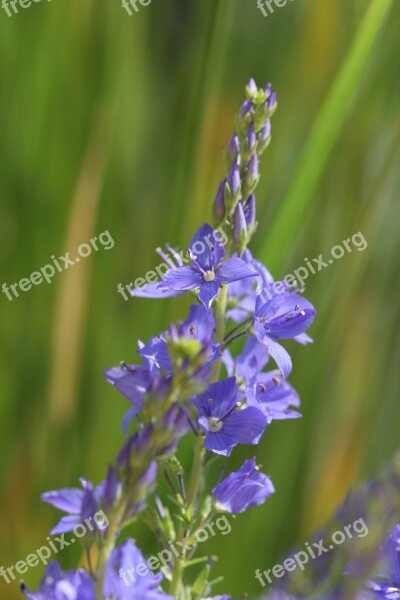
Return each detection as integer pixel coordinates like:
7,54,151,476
23,79,316,600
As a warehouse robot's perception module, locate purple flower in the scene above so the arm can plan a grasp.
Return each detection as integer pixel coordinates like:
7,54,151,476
41,477,111,535
368,525,400,598
193,377,267,456
130,244,189,299
227,250,274,322
104,362,159,433
212,457,275,514
21,562,95,600
254,371,301,423
104,540,172,600
222,336,269,398
222,338,301,423
163,224,257,308
253,287,316,378
138,304,219,372
118,404,187,468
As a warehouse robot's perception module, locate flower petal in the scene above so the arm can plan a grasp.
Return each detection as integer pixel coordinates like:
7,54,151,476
41,488,84,513
264,337,292,379
137,337,171,371
189,224,225,270
222,406,267,445
130,281,183,298
49,514,83,535
217,256,258,284
198,280,221,308
253,322,292,379
163,266,203,291
178,304,215,342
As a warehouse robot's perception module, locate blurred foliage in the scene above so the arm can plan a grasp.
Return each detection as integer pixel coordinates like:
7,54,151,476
0,0,399,598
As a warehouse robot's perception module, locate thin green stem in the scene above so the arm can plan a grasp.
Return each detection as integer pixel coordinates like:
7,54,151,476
221,330,248,350
223,316,253,341
170,277,230,598
170,435,204,597
211,283,229,382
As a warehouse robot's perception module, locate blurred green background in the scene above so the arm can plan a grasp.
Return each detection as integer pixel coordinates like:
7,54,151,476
0,0,399,598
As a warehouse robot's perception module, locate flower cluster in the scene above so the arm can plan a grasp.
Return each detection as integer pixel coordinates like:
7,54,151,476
260,455,400,600
23,80,316,599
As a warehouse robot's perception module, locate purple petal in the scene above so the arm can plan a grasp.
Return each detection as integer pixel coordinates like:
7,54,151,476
137,337,171,371
203,430,236,456
222,406,267,445
255,291,316,339
198,280,221,308
294,332,314,345
193,378,239,420
257,371,300,408
253,322,292,378
122,405,140,436
216,256,257,284
213,458,275,514
50,514,83,535
41,488,84,513
130,281,183,298
178,304,215,342
189,224,225,270
264,337,292,379
163,266,203,291
115,373,150,403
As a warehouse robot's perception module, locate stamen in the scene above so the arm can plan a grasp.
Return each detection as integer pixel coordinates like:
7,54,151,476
209,417,223,432
218,401,241,422
156,247,175,269
204,270,216,282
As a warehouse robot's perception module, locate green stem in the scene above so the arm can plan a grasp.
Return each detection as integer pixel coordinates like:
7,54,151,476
170,435,204,597
95,495,129,598
186,435,205,508
96,522,119,598
211,283,229,382
170,280,229,598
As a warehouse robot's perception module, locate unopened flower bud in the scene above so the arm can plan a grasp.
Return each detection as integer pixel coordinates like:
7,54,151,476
214,180,226,223
246,78,257,99
228,134,240,164
244,193,256,232
247,123,257,153
244,154,259,196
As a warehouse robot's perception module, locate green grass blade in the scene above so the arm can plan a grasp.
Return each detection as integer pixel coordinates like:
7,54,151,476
259,0,394,269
